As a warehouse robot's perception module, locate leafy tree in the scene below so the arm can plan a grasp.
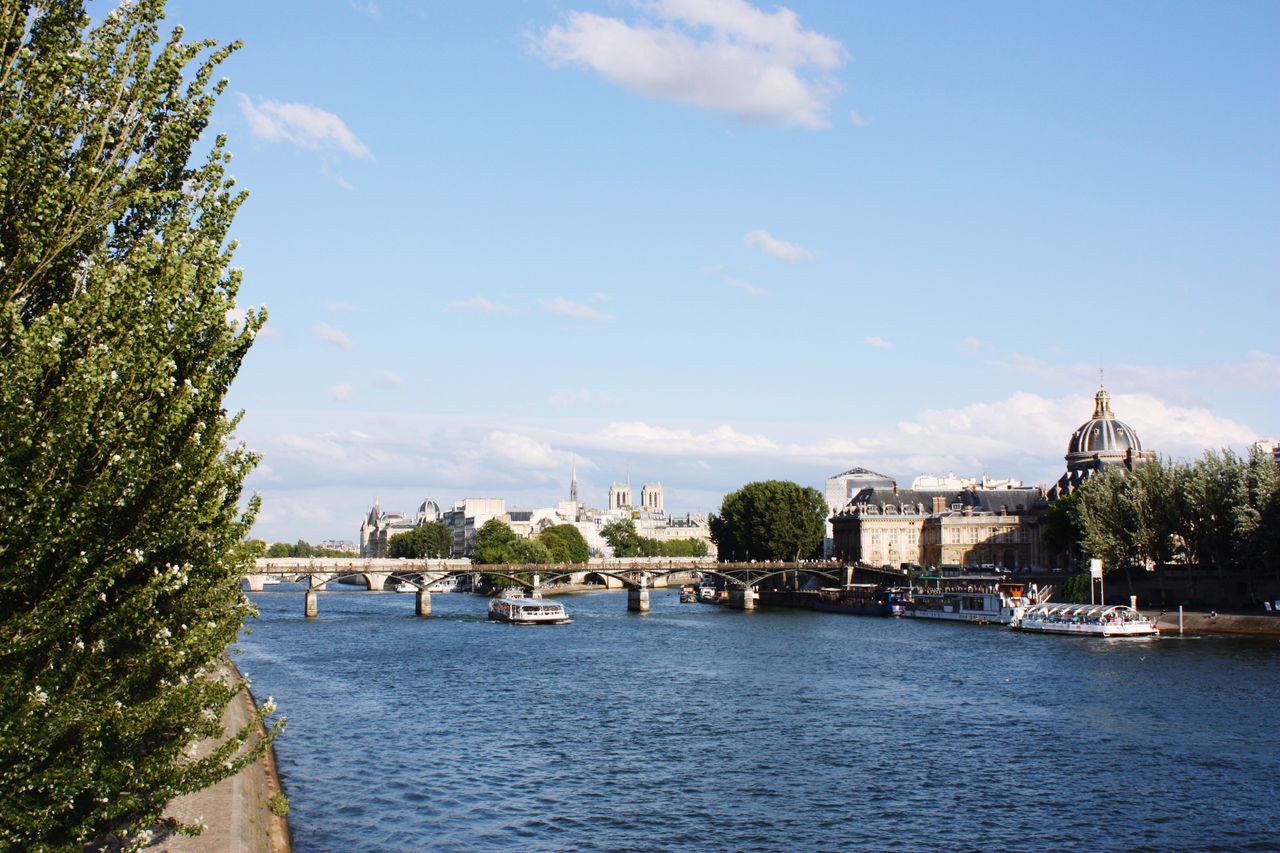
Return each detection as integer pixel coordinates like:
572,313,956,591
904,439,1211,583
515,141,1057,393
1060,572,1092,604
471,518,518,564
538,524,590,564
1043,488,1084,569
659,538,709,557
1059,448,1280,603
387,522,451,559
507,538,551,565
261,539,349,558
709,480,826,561
0,2,279,848
601,519,644,557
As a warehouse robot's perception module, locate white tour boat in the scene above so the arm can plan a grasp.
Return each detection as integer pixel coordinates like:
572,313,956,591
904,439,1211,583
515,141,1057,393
1014,603,1158,637
488,591,571,625
906,579,1028,625
392,578,418,593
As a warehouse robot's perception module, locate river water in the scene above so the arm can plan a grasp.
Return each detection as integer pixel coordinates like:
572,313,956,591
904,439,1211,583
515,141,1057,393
236,587,1280,852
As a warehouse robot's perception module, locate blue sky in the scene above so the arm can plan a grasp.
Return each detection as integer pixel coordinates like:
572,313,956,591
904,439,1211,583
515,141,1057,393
163,0,1278,542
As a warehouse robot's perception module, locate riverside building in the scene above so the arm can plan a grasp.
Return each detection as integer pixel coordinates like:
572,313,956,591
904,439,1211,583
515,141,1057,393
358,464,715,558
831,384,1156,571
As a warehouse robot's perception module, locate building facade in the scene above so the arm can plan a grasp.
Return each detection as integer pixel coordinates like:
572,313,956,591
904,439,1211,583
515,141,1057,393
831,486,1048,570
831,385,1155,571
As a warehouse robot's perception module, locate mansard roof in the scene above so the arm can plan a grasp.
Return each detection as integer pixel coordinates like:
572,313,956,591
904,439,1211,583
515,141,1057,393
841,486,1047,515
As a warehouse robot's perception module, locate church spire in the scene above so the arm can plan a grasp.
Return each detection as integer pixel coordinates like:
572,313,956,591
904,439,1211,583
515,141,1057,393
570,455,579,504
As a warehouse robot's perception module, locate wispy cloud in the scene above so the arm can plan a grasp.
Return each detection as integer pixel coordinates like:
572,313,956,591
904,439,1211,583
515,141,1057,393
849,109,870,128
959,336,983,353
448,296,508,314
313,323,353,349
865,335,892,349
238,386,1264,542
238,94,372,160
744,228,815,261
724,275,765,297
376,370,403,388
544,296,612,321
533,0,848,129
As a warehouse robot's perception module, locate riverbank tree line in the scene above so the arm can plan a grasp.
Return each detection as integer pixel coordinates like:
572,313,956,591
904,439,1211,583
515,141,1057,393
0,2,278,849
247,538,363,559
599,519,709,558
1047,446,1279,603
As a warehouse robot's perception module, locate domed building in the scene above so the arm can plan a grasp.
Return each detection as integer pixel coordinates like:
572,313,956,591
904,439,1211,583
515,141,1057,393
1050,385,1156,498
359,497,444,557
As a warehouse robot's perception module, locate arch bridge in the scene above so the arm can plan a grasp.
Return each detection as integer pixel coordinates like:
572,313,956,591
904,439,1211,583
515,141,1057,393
246,557,853,618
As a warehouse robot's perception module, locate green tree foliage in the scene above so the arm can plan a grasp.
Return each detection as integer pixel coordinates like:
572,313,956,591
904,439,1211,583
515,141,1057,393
1060,572,1092,604
537,524,590,564
0,2,280,848
507,538,550,565
471,518,518,564
1042,488,1084,569
709,480,827,561
1059,449,1280,599
601,519,644,557
262,539,351,558
599,519,708,558
386,523,451,559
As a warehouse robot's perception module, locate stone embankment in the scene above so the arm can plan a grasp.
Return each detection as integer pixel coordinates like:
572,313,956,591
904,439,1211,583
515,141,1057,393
1143,609,1280,637
148,659,290,852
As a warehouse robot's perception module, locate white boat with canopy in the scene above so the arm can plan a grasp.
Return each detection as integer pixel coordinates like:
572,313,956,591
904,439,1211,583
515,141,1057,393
1014,603,1158,637
488,590,571,625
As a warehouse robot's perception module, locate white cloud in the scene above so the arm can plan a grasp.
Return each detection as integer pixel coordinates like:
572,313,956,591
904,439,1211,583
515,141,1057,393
483,431,563,470
959,336,983,353
236,385,1266,543
313,323,353,349
534,0,847,129
237,94,372,160
328,383,355,401
448,296,507,314
724,275,765,297
589,421,779,456
544,296,612,321
849,109,870,128
865,335,892,349
376,370,404,388
744,228,815,261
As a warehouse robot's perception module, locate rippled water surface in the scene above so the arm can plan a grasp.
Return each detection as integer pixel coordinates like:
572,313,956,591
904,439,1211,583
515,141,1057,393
237,587,1280,852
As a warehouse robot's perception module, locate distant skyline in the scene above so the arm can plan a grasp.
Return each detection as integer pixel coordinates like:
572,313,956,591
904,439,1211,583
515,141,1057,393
164,1,1278,542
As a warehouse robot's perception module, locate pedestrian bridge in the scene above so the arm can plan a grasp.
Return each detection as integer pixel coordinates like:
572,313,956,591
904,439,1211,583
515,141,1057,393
246,557,855,617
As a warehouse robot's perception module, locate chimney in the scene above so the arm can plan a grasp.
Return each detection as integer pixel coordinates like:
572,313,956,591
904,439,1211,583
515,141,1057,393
932,495,946,514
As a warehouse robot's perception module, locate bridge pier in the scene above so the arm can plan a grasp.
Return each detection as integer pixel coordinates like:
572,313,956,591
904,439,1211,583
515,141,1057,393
305,590,319,618
627,587,649,613
416,589,431,617
246,574,266,592
728,587,757,610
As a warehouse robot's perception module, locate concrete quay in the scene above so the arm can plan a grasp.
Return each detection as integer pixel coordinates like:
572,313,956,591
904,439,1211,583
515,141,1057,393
1143,608,1280,637
147,659,290,853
